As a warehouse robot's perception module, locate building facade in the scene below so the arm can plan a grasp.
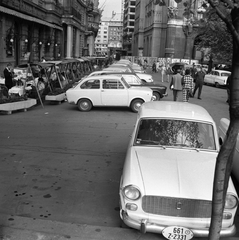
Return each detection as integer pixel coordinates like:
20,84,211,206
95,21,109,56
130,0,204,59
95,12,123,57
122,0,136,56
0,0,101,74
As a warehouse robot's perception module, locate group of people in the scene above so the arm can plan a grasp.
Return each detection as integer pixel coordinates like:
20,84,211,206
169,64,206,102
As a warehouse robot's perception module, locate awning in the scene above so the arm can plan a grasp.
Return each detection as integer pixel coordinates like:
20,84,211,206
0,6,63,31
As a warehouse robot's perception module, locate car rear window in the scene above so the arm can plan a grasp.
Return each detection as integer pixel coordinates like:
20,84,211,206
135,119,216,150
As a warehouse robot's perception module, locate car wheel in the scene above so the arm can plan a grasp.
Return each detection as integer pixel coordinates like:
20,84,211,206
130,99,144,113
215,82,220,88
120,219,130,229
153,92,160,101
77,99,92,111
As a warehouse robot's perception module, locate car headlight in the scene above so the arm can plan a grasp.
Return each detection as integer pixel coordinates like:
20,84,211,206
225,194,238,209
123,185,141,201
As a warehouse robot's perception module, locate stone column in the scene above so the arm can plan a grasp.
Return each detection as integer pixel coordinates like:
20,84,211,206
66,25,73,58
75,29,80,58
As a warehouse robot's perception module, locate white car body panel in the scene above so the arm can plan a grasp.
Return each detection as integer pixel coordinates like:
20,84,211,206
119,101,238,238
66,75,153,108
204,70,231,86
218,118,239,183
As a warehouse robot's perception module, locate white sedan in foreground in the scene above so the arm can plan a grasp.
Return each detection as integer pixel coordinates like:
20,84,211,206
204,70,231,87
119,101,238,239
66,75,154,112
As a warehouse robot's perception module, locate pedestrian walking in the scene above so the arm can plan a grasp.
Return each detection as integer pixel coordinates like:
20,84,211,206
161,64,166,82
152,61,156,73
170,69,183,101
182,69,194,102
166,65,173,82
193,66,205,100
3,63,14,90
156,61,160,72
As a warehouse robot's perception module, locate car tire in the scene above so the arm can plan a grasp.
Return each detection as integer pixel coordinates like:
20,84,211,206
77,99,92,111
120,219,130,229
215,82,220,88
153,92,160,101
130,99,144,113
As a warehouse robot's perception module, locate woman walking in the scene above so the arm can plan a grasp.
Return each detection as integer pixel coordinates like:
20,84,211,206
182,69,194,102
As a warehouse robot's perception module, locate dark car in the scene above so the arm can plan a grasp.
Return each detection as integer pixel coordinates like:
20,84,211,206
86,71,167,100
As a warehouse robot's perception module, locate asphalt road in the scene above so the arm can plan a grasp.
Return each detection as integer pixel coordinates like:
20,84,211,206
0,70,237,240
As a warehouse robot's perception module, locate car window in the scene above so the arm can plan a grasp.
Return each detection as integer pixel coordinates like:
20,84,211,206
215,72,219,76
102,79,124,89
123,75,140,84
221,72,230,77
81,79,100,89
135,119,216,150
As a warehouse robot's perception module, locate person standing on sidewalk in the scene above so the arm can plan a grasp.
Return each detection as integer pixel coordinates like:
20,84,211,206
170,69,183,101
182,69,194,102
193,66,205,100
3,63,14,90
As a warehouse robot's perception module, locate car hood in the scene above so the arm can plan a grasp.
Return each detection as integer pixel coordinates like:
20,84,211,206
128,147,217,200
136,73,152,78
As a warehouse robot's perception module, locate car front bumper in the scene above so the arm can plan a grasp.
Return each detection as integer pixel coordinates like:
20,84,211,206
120,210,236,238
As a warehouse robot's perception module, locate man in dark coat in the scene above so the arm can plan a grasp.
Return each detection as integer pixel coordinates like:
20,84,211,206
3,63,14,90
193,66,205,100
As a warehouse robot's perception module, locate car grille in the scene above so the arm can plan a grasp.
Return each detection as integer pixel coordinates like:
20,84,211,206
142,196,212,218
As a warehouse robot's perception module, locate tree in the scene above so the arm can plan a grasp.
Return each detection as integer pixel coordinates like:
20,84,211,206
207,2,239,239
154,1,239,239
195,9,233,64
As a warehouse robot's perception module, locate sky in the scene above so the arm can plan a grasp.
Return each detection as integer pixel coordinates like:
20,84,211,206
98,0,122,19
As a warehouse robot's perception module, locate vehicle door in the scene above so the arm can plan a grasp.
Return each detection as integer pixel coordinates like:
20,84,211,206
101,78,128,106
80,79,101,104
213,71,221,84
207,71,216,84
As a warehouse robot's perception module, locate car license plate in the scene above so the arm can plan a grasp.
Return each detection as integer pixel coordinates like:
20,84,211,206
162,226,193,240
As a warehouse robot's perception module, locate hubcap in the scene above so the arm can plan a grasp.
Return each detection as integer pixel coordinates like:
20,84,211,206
81,102,89,110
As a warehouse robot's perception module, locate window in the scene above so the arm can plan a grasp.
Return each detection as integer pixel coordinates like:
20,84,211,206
103,79,124,89
81,79,100,89
135,119,216,150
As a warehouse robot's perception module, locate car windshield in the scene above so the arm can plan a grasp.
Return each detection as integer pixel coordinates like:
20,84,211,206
135,119,216,150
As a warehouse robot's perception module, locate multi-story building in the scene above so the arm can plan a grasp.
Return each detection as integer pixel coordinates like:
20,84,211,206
0,0,101,73
132,0,204,59
95,12,123,57
108,12,123,57
95,21,109,56
122,0,136,56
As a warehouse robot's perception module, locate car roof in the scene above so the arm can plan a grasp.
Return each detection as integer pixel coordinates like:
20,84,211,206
138,101,215,123
82,75,123,80
91,71,135,75
212,70,231,73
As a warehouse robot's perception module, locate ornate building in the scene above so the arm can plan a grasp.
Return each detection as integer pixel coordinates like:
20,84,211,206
132,0,204,59
0,0,101,73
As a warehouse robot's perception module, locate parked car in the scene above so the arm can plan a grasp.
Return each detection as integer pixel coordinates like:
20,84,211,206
218,118,239,183
204,70,231,87
85,71,167,101
66,75,154,112
119,101,238,238
103,65,154,83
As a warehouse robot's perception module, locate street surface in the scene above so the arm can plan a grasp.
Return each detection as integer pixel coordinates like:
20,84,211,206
0,69,238,240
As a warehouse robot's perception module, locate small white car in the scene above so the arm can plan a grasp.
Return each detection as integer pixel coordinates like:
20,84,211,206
218,118,239,183
204,70,231,87
119,101,238,239
66,75,154,112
